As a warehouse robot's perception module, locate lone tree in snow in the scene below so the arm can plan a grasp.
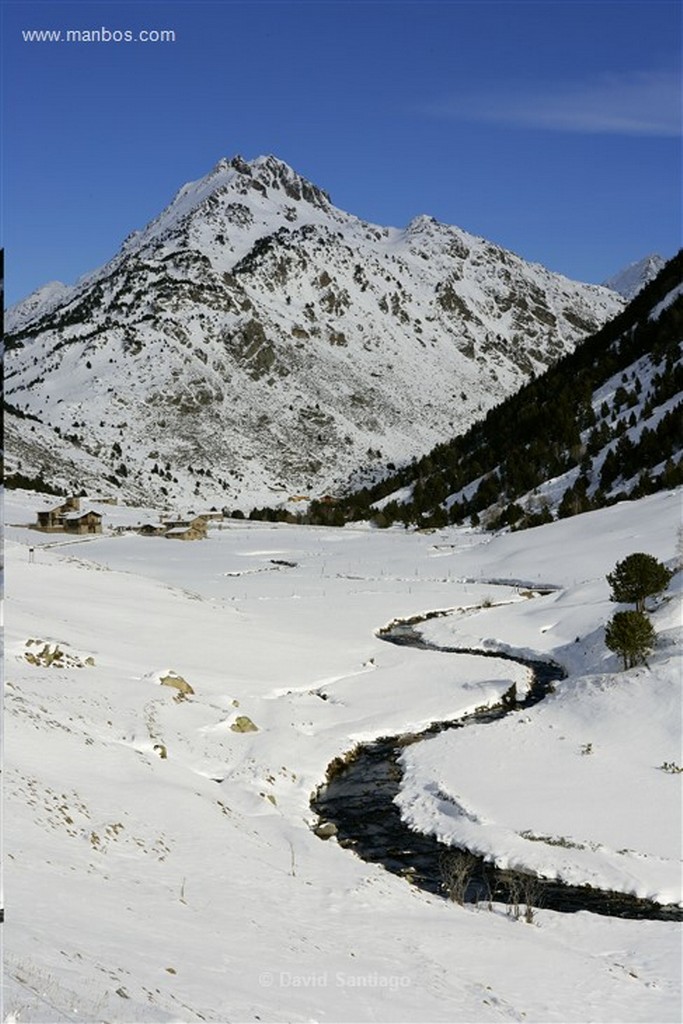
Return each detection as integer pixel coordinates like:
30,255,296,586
606,552,672,613
605,610,656,670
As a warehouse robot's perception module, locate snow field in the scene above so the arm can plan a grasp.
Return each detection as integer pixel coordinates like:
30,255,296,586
3,488,682,1022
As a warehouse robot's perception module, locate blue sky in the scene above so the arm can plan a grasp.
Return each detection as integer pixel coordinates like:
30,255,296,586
2,0,681,305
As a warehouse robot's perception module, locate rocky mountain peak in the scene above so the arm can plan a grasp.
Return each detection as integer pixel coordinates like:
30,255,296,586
249,154,332,208
206,153,332,210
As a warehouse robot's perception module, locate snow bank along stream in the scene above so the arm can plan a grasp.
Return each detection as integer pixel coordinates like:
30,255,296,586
312,612,682,922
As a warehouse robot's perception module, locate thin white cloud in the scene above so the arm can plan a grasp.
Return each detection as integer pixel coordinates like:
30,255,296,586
423,71,681,137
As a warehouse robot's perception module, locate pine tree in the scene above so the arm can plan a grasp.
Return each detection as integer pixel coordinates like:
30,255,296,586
605,610,656,670
606,553,673,612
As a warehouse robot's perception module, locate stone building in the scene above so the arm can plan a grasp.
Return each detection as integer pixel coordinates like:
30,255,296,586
36,497,81,531
63,510,103,534
164,516,208,541
35,497,102,534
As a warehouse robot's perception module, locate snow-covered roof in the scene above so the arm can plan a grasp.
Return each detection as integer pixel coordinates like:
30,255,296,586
62,509,103,522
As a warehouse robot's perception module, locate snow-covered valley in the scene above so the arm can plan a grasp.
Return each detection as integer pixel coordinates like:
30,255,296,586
3,488,682,1022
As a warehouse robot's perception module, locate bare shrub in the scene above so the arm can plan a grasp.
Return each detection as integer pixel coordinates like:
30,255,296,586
499,869,523,918
439,849,477,904
499,869,544,922
521,876,544,922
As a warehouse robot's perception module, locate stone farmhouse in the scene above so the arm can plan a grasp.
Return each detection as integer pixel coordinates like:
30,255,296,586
35,497,103,534
136,514,209,541
165,518,208,541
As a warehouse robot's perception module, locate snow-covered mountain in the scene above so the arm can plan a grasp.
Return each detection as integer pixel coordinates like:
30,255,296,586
603,254,666,300
5,154,624,509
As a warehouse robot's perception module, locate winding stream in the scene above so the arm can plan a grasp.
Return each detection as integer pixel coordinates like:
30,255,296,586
312,614,682,922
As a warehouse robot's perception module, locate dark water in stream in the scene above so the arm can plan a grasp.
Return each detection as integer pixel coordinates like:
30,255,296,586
312,619,682,922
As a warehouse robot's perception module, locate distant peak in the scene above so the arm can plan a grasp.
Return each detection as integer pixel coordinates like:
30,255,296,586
403,214,474,249
6,279,73,329
603,253,666,300
406,214,439,231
